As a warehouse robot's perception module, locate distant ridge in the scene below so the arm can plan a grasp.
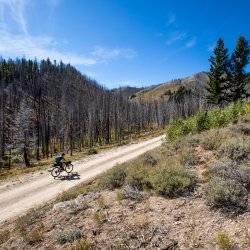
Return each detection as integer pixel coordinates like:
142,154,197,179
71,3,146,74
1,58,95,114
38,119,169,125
111,86,144,99
112,72,209,101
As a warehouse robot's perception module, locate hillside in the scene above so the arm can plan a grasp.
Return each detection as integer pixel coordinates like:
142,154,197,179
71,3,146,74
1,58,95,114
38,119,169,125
111,86,144,99
131,72,209,101
1,103,249,249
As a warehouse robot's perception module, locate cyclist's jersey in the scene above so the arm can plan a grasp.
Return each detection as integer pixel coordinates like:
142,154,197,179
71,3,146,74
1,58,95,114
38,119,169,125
54,155,64,164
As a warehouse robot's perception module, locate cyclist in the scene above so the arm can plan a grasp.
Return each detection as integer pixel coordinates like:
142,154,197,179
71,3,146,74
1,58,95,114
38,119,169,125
54,153,66,170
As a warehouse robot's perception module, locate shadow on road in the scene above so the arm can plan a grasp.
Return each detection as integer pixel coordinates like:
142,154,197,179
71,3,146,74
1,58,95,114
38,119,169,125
57,172,80,181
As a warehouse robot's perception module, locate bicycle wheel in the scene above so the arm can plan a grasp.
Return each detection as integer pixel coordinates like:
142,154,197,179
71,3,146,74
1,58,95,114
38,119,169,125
51,167,61,178
65,163,73,173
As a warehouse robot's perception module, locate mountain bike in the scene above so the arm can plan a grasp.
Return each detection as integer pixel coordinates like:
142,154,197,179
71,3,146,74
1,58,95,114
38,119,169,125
50,161,73,178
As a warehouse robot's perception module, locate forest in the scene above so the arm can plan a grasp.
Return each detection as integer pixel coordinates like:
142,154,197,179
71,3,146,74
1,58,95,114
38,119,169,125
0,58,203,168
0,36,249,169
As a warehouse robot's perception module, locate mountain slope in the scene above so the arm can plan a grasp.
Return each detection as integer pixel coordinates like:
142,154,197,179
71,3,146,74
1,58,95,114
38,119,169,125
131,72,209,101
111,86,144,99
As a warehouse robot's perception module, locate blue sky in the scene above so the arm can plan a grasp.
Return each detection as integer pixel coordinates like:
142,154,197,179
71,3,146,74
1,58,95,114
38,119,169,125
0,0,249,88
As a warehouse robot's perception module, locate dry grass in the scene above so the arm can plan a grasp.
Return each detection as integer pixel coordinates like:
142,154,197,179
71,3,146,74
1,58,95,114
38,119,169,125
243,229,250,247
25,223,45,245
134,82,180,101
116,189,125,203
66,238,91,250
215,231,233,250
0,229,10,245
92,210,107,226
96,195,108,209
129,214,149,229
15,211,45,245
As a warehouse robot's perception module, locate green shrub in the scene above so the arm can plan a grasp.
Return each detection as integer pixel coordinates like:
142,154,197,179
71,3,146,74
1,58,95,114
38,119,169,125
218,140,249,162
196,111,210,132
151,167,196,198
238,165,250,191
205,177,248,212
101,166,127,189
208,159,250,187
87,148,98,155
200,131,222,150
126,167,151,190
167,118,185,141
208,108,228,128
142,153,158,166
184,135,201,148
181,149,200,166
205,159,250,212
56,228,82,245
230,123,250,135
167,102,249,141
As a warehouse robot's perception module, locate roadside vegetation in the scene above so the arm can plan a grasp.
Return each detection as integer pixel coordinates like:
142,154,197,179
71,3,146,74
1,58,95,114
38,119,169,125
167,101,249,141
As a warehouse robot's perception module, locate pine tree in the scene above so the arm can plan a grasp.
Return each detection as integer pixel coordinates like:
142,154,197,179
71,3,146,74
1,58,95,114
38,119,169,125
206,38,230,105
226,36,250,101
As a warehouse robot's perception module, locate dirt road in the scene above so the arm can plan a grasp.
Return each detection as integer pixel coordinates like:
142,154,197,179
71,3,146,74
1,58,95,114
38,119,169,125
0,136,164,222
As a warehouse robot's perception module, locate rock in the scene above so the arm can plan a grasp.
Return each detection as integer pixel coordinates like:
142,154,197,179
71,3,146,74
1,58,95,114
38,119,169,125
122,185,143,201
75,192,100,204
53,192,100,213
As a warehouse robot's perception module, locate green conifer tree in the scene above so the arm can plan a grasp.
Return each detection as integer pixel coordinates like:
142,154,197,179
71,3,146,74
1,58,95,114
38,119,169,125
206,38,230,105
226,36,250,101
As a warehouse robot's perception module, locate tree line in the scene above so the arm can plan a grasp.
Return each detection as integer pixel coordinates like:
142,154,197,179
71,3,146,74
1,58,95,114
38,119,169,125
206,36,250,105
0,58,203,168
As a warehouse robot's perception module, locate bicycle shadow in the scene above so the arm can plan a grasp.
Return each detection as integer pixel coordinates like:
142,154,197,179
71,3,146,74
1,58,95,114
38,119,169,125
57,172,81,181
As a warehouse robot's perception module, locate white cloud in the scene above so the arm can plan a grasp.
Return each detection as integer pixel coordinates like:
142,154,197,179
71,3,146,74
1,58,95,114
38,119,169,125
0,29,136,66
90,46,136,62
185,37,197,48
0,0,136,66
166,31,186,46
167,13,176,26
0,0,28,34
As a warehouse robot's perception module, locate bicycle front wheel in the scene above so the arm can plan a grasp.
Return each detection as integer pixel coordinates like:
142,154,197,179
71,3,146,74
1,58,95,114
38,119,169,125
65,163,73,173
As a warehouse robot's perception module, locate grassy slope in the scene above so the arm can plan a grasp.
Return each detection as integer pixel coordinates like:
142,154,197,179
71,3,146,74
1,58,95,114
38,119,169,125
132,72,209,102
134,82,180,101
0,105,249,249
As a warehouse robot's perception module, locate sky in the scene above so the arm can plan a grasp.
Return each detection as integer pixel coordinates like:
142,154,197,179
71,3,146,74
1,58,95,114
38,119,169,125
0,0,249,88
